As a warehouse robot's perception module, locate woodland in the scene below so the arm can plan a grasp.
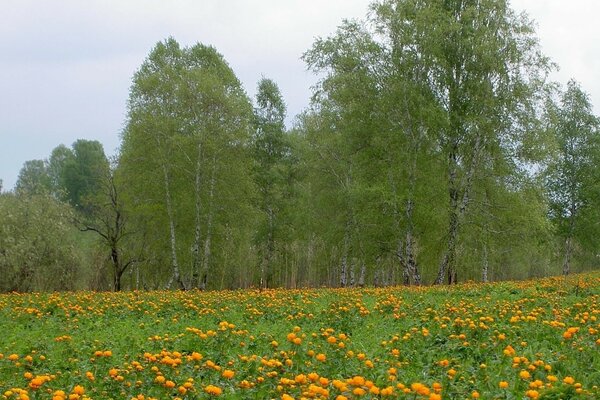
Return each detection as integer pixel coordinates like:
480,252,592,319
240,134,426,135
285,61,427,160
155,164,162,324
1,0,599,292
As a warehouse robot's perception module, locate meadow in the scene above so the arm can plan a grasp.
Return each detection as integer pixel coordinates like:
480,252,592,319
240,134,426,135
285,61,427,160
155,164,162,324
0,273,599,400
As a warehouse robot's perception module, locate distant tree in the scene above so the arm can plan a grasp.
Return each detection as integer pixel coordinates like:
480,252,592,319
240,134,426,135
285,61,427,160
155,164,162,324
62,139,109,212
48,144,75,198
15,159,52,195
544,80,600,275
252,78,291,288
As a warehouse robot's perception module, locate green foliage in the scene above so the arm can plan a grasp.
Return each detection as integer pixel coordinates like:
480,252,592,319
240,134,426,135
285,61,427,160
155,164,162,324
0,192,82,291
15,159,53,196
119,38,256,290
543,80,600,273
61,140,110,213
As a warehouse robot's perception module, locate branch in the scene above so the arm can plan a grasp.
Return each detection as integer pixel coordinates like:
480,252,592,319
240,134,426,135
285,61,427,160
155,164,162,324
79,225,109,241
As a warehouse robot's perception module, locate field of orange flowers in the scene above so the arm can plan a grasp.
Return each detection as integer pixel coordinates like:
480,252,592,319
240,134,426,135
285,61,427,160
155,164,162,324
0,273,599,400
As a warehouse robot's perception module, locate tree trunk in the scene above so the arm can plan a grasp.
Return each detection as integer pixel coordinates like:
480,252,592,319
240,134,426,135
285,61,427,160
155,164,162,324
340,220,351,287
200,155,217,290
405,126,422,285
163,164,184,290
358,263,366,287
111,246,122,291
562,237,573,276
405,196,421,285
260,205,275,289
191,141,203,288
482,243,489,283
435,133,482,285
563,207,576,276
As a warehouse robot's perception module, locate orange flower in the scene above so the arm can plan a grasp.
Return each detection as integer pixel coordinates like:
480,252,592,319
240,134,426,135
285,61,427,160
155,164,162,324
204,385,222,396
72,385,85,395
519,370,531,380
222,369,235,379
563,376,575,385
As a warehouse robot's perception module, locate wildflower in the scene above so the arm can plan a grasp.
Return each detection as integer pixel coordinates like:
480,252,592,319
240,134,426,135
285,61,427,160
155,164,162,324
563,376,575,385
204,385,222,396
72,385,85,395
165,380,176,389
519,370,531,380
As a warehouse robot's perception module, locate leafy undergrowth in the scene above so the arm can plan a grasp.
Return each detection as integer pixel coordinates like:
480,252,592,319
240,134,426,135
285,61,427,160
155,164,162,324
0,273,599,399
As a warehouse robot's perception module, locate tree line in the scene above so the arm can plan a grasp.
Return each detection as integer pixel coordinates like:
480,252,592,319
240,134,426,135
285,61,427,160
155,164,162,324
2,0,599,292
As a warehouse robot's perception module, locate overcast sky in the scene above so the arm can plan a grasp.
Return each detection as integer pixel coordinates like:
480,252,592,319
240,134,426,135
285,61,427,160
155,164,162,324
1,0,599,191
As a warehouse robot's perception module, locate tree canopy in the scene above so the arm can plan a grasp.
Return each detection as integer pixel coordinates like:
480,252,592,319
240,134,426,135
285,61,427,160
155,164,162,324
4,1,600,292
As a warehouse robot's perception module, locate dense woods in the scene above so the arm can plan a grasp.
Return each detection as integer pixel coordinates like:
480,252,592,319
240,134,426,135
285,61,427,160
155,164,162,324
2,0,599,291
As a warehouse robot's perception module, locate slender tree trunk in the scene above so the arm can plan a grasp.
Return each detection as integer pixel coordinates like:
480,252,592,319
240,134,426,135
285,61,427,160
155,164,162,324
562,237,573,276
563,206,576,275
192,141,203,288
482,243,489,283
358,263,366,287
135,264,140,290
340,220,351,287
405,136,422,285
200,155,217,290
435,133,481,285
260,205,275,289
163,164,184,290
111,246,122,291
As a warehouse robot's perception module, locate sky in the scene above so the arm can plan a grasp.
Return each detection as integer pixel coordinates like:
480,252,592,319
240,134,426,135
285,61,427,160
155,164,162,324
1,0,599,191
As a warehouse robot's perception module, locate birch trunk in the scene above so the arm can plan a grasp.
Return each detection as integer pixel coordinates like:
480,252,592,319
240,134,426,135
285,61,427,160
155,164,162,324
260,205,275,288
191,141,203,288
482,243,489,283
163,163,184,289
435,133,482,285
562,237,573,276
340,220,351,287
200,155,217,290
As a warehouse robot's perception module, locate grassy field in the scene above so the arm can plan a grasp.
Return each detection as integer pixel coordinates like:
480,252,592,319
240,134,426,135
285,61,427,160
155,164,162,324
0,273,599,400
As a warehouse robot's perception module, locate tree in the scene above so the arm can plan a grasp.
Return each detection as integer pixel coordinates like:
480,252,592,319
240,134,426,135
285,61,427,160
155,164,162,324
78,162,140,291
544,80,600,275
371,0,551,284
0,191,81,292
48,144,75,199
15,159,52,195
252,78,291,288
303,0,552,285
120,38,255,290
62,139,110,213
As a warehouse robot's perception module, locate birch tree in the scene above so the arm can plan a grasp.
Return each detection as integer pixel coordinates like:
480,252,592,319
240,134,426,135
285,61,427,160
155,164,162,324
544,80,600,275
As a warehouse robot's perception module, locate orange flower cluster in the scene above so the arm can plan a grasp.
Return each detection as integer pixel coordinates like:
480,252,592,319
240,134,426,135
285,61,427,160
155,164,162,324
0,273,598,399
